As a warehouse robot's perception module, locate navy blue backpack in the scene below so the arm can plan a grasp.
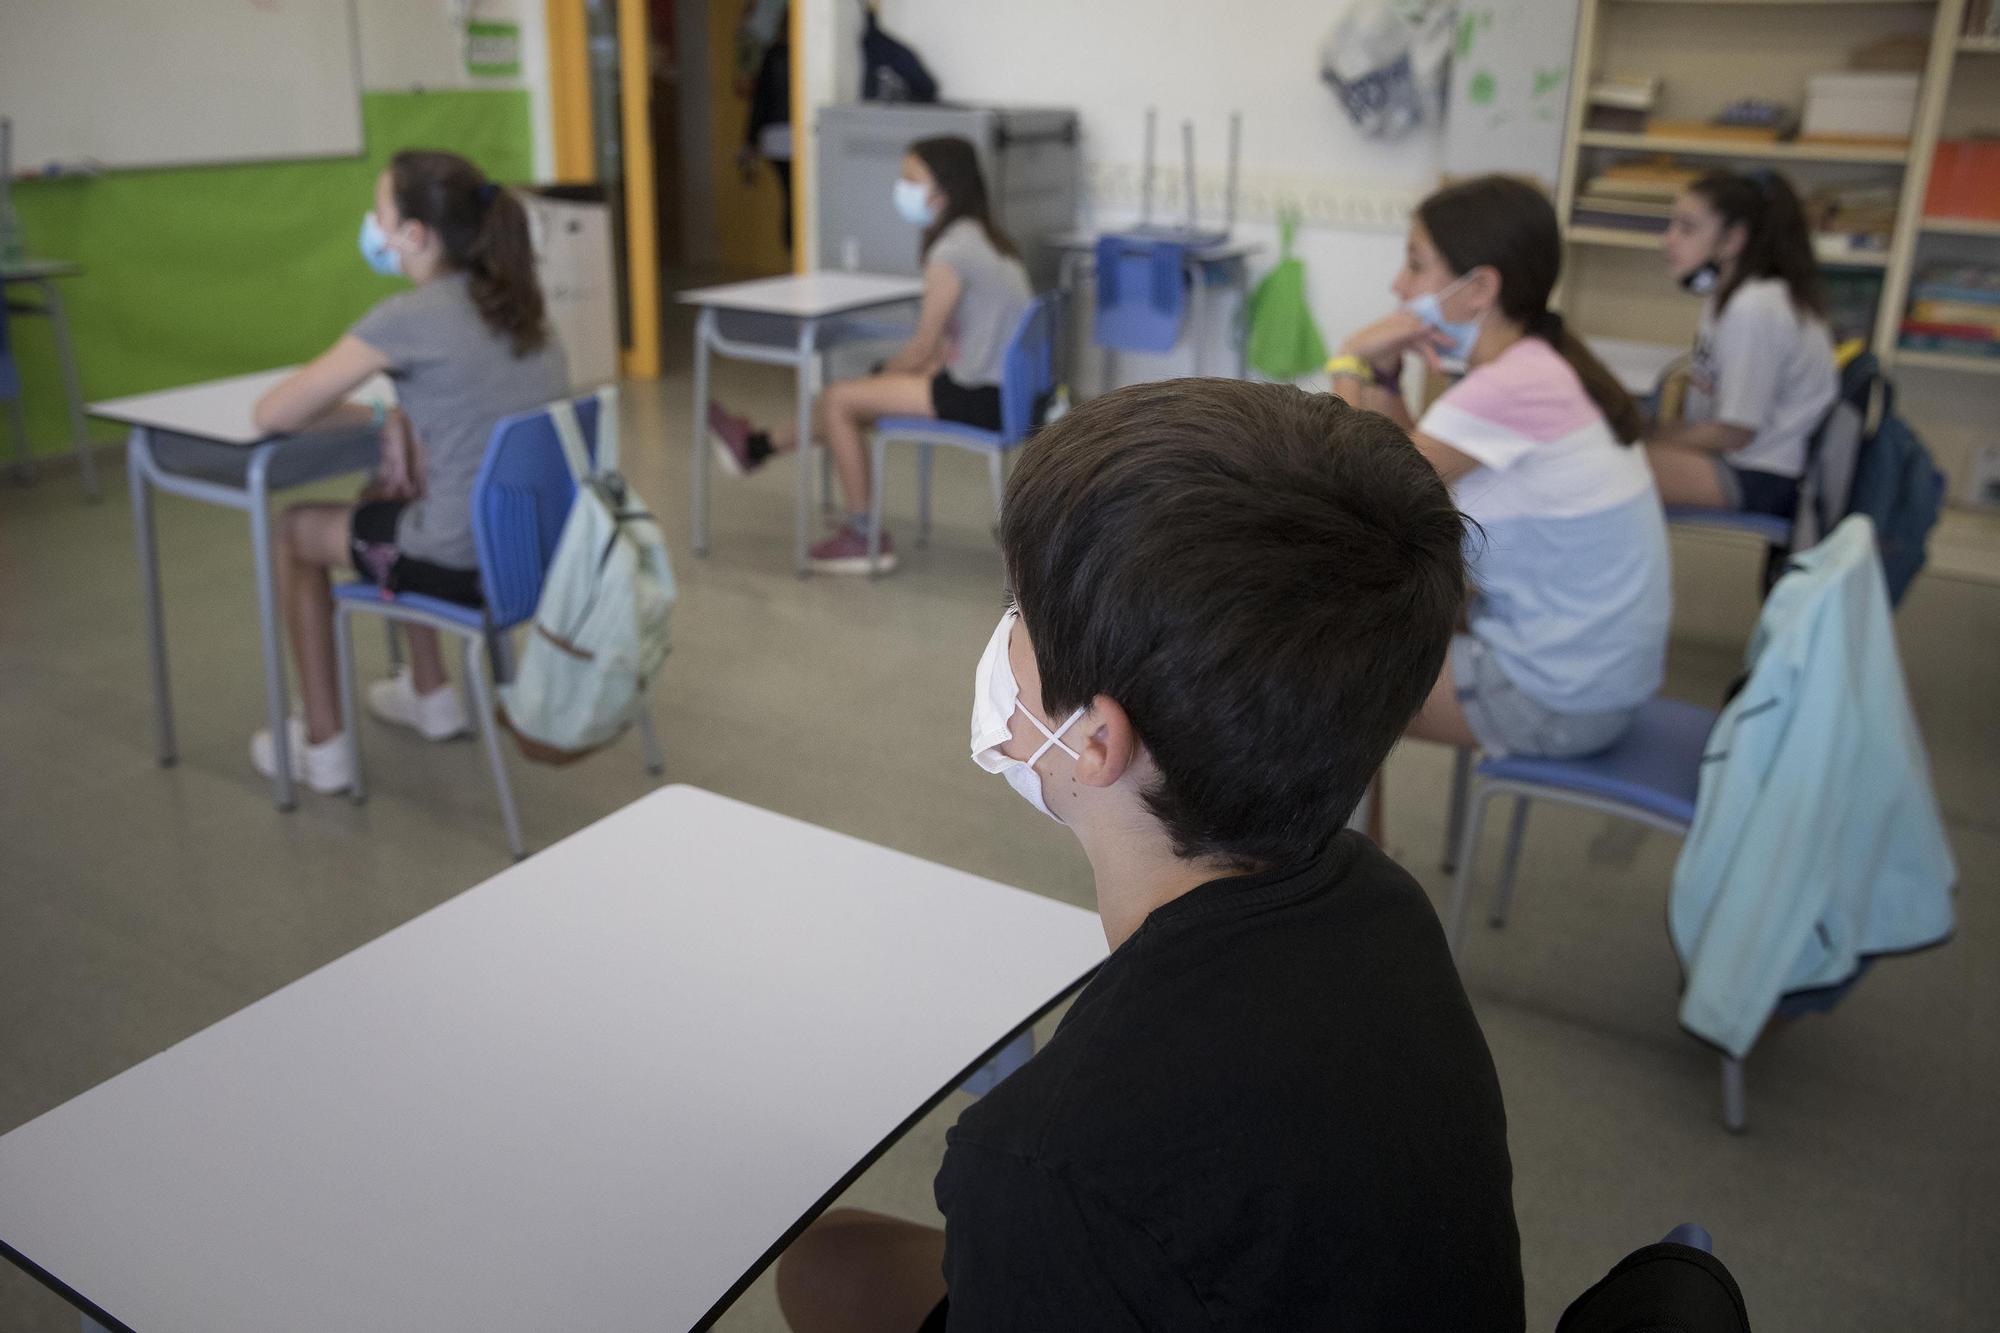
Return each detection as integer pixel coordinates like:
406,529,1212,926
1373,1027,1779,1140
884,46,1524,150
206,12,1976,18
1838,354,1945,606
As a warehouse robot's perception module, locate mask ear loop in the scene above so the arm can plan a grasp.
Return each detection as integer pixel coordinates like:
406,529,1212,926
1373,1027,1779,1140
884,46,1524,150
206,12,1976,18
1020,703,1088,764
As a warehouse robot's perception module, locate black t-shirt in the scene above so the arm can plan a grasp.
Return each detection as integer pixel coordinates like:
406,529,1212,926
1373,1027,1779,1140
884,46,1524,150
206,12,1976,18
932,833,1524,1331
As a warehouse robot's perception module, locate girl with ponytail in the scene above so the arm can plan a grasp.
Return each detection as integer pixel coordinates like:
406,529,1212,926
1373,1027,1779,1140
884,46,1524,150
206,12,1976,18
1328,173,1671,781
246,149,569,796
1648,169,1838,516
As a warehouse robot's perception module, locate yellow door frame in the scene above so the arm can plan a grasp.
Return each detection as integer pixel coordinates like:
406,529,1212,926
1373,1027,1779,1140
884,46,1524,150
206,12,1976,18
546,0,662,379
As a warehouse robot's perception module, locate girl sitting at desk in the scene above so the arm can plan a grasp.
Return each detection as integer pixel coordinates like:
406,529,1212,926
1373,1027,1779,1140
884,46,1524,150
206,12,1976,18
1646,169,1838,517
1327,174,1670,814
247,149,568,795
706,135,1032,575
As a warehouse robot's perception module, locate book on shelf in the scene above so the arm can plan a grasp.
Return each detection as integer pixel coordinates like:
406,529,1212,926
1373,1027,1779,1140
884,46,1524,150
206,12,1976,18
1907,300,2000,331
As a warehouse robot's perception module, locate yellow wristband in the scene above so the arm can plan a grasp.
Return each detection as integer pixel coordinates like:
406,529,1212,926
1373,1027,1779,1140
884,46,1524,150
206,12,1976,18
1325,355,1372,380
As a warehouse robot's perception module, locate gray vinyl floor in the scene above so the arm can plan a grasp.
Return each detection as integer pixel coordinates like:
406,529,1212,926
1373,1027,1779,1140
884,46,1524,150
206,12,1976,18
3,313,1996,1330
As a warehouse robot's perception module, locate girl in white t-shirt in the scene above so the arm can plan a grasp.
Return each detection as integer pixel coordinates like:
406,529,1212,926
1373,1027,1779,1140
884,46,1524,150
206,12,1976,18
1329,175,1671,769
1649,169,1838,516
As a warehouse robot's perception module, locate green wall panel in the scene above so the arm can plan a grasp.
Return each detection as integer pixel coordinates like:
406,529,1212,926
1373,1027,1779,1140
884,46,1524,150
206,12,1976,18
8,89,534,458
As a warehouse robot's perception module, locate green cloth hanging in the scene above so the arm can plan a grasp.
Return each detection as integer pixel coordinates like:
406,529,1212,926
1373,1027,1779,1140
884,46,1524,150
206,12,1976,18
1245,211,1328,381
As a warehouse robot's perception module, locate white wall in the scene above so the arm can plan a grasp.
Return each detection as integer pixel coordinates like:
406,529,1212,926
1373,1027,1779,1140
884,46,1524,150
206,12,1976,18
801,0,1450,384
355,0,555,180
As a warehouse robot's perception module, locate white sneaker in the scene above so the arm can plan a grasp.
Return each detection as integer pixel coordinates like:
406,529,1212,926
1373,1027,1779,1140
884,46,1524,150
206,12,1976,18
367,670,469,741
250,717,355,795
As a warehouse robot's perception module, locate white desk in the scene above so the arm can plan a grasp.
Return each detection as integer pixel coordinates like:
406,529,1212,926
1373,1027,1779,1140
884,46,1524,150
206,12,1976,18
1048,231,1263,386
678,272,925,575
92,368,394,810
1584,335,1687,398
0,786,1107,1333
2,257,96,499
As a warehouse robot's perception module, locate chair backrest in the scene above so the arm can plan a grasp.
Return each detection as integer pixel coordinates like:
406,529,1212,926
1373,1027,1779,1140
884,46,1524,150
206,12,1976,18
0,298,18,402
1092,233,1189,354
471,393,602,629
999,292,1060,445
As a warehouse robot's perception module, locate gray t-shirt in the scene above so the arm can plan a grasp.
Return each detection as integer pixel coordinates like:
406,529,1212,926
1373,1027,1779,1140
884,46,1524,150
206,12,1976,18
927,218,1032,388
1682,277,1837,479
351,273,569,568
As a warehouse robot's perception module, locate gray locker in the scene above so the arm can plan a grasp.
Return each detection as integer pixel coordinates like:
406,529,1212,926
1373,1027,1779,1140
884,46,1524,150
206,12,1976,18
814,103,1079,292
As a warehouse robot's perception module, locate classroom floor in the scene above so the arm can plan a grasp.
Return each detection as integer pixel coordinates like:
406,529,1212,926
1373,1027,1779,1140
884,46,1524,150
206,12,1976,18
2,320,1997,1331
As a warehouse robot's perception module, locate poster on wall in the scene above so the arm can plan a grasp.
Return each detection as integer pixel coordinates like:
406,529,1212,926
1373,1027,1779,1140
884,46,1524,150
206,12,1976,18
1442,0,1577,186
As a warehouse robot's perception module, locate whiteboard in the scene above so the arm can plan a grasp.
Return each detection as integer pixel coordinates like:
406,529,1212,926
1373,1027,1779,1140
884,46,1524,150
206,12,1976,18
0,0,363,171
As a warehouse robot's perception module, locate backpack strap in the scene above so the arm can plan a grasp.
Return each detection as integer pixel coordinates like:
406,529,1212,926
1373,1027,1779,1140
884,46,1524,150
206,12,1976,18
591,384,621,475
547,396,594,484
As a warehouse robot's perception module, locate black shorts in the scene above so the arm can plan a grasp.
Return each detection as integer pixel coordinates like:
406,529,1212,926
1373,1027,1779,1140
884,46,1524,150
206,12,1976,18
929,371,1003,431
350,501,483,606
1715,462,1800,520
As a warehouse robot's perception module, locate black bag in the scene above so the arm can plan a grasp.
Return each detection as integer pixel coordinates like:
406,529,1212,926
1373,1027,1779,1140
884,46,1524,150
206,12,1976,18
860,3,938,103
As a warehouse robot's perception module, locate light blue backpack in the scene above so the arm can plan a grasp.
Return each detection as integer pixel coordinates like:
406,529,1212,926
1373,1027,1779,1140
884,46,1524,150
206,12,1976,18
498,390,676,763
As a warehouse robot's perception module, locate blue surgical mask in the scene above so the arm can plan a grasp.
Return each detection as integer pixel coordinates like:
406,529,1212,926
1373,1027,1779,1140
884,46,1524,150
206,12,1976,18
892,179,937,227
359,211,403,277
1404,272,1484,364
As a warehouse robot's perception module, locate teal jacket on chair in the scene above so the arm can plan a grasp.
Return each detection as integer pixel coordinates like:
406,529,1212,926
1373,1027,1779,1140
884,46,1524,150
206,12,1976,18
1670,516,1956,1058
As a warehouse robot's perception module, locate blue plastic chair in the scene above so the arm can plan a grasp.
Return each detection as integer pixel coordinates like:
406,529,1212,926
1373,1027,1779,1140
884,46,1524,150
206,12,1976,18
1092,233,1190,353
1,298,26,477
865,292,1059,573
331,392,664,859
1664,503,1793,549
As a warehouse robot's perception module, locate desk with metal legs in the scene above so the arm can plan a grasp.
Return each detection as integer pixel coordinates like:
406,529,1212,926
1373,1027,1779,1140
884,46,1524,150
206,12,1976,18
92,369,392,810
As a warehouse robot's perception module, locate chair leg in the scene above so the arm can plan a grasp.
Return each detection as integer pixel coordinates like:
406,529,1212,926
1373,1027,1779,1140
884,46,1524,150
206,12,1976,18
868,435,889,575
1490,796,1532,927
1721,1056,1748,1134
635,687,665,777
334,605,367,805
462,634,525,860
1445,785,1496,960
917,444,934,548
384,621,403,673
820,441,835,514
987,450,1006,528
1442,746,1473,872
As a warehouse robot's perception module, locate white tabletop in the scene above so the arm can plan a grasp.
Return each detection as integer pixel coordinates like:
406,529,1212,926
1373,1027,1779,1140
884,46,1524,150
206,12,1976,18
1584,335,1687,396
1048,230,1262,263
0,786,1107,1333
90,368,395,446
0,257,83,281
676,271,926,318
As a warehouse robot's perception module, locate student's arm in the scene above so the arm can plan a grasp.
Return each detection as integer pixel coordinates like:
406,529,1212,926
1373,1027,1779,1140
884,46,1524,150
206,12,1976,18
1410,430,1482,484
938,1143,1196,1331
880,262,963,376
252,335,392,435
1646,418,1755,455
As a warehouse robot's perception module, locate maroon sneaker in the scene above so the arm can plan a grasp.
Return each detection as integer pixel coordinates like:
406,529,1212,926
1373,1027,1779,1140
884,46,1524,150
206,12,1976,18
809,523,897,575
708,400,774,476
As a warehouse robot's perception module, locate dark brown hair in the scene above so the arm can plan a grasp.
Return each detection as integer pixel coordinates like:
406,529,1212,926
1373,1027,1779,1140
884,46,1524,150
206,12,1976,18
1001,379,1468,868
1688,169,1826,321
909,135,1020,264
389,149,548,356
1417,174,1644,444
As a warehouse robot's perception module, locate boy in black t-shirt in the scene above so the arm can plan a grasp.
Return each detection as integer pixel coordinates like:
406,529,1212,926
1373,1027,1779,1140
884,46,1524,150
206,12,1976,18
777,379,1524,1332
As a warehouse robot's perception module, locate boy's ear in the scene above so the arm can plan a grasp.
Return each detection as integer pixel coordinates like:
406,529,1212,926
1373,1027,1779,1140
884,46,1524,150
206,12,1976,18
1072,694,1140,789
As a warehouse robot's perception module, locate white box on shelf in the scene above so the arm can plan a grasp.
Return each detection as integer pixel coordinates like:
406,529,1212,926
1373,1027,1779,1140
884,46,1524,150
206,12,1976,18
524,191,619,389
1802,72,1919,141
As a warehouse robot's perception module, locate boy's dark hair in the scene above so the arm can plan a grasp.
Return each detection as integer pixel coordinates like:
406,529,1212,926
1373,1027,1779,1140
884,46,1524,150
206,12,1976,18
1001,379,1468,869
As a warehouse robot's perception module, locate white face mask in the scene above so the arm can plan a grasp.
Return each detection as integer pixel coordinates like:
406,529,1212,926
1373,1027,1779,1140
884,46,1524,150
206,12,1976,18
969,610,1087,822
893,177,937,226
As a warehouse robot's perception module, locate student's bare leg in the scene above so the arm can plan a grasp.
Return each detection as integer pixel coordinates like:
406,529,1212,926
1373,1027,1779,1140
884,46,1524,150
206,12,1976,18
1374,658,1480,850
766,394,829,455
405,626,449,695
776,1208,946,1333
275,503,355,744
1646,442,1730,507
819,374,934,514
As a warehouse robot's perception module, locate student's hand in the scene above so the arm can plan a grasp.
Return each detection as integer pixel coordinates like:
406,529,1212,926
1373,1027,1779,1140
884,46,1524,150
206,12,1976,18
373,409,420,500
1341,311,1451,375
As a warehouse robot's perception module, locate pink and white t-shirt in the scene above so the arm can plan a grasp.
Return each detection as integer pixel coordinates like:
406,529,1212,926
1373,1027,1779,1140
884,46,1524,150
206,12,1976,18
1418,336,1671,715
